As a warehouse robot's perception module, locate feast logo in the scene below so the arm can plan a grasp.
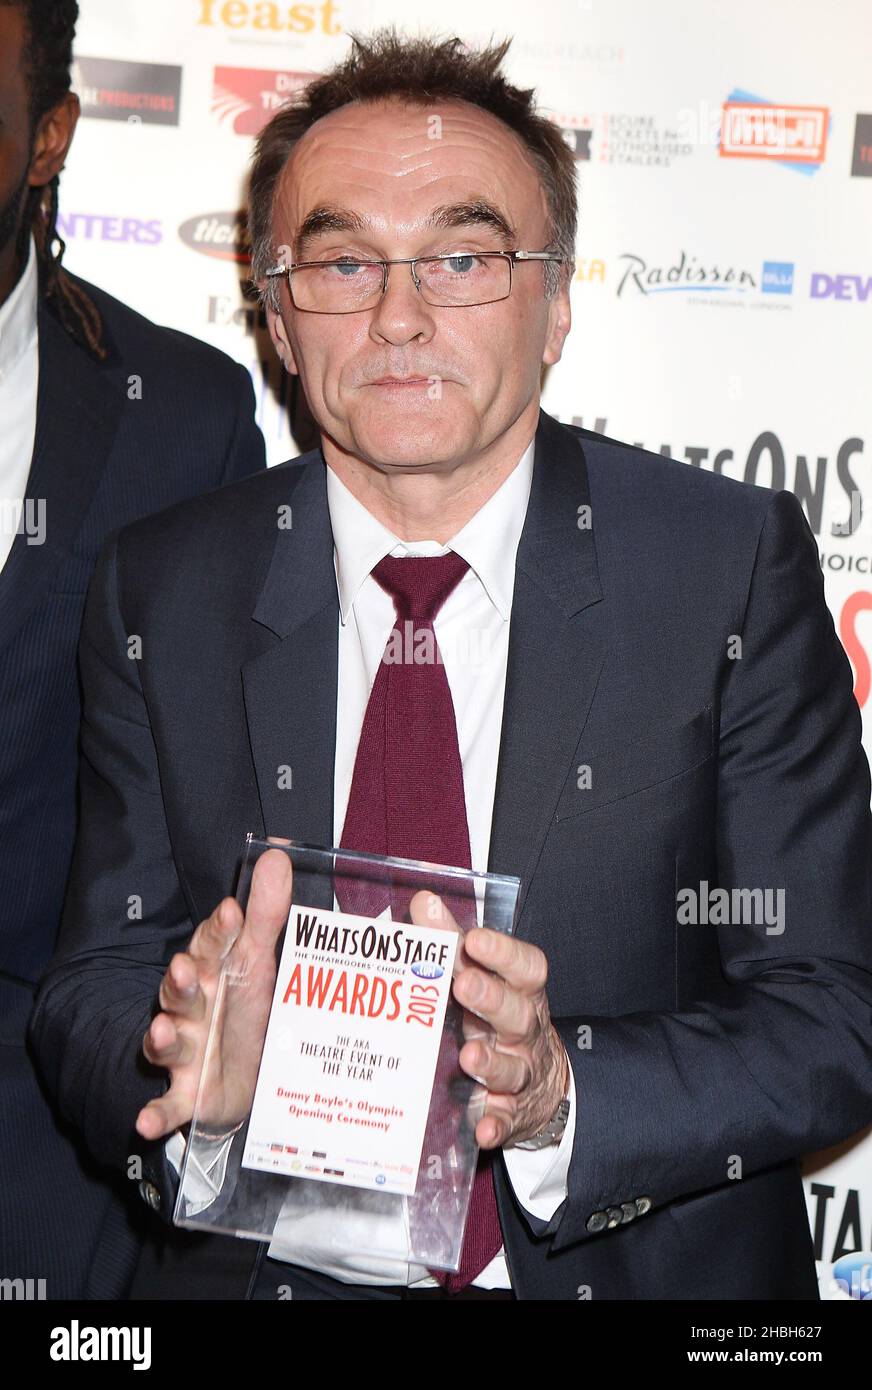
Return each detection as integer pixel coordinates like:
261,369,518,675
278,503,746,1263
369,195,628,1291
196,0,341,35
720,92,828,167
212,66,313,135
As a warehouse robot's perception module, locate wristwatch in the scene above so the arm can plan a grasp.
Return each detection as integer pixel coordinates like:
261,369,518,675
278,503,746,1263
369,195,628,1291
513,1095,571,1150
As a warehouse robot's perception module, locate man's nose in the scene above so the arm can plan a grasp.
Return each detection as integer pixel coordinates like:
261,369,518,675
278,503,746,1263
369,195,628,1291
368,262,435,342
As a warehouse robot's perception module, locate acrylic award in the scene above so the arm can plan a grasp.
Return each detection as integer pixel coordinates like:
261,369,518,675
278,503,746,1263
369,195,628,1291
174,835,520,1278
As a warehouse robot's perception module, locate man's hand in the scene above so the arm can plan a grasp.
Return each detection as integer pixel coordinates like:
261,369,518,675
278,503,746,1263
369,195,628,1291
136,848,292,1142
452,927,569,1149
409,893,570,1150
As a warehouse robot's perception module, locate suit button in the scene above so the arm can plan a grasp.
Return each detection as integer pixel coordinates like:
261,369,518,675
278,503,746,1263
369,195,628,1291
635,1195,652,1216
620,1202,637,1224
138,1180,161,1212
586,1210,608,1233
606,1206,623,1228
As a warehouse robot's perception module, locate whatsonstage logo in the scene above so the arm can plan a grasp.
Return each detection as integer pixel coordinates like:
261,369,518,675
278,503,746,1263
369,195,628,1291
719,88,828,172
212,66,314,135
73,56,182,126
179,210,250,263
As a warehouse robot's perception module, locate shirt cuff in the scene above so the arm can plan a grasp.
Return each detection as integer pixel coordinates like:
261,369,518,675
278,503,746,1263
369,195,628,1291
502,1062,576,1222
165,1129,234,1214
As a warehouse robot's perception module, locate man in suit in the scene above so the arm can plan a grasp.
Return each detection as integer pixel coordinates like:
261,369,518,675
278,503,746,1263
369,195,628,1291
31,29,872,1300
0,0,265,1299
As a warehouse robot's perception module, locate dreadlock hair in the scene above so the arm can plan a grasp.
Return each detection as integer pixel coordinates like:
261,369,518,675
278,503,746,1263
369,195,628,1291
3,0,108,359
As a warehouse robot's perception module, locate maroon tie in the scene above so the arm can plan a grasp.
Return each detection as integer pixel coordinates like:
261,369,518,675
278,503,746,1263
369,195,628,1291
336,552,503,1291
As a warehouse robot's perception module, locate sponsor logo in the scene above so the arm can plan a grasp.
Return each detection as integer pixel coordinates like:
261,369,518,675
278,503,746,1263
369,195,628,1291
57,213,162,245
810,272,872,301
831,1253,872,1300
212,65,313,135
196,0,342,36
179,211,250,263
616,250,757,298
761,260,794,294
550,110,692,168
207,288,267,334
851,114,872,177
547,111,593,162
73,56,182,126
719,89,828,170
411,961,444,980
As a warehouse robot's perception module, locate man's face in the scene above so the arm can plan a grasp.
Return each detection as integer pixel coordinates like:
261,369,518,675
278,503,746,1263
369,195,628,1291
266,98,571,473
0,5,78,296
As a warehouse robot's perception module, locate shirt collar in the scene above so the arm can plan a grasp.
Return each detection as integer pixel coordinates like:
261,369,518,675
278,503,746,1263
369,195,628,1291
327,436,536,625
0,235,37,381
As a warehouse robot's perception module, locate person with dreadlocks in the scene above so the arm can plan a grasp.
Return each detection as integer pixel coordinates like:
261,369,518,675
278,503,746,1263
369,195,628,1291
0,0,265,1299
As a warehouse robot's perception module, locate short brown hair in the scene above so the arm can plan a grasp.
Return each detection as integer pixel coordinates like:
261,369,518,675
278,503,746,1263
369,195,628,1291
248,27,577,309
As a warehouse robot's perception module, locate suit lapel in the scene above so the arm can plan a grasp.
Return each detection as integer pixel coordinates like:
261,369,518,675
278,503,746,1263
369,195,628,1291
486,410,607,933
0,298,123,653
241,455,338,899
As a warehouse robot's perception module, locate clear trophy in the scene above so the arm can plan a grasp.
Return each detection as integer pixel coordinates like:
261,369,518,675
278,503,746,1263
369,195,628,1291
175,835,520,1278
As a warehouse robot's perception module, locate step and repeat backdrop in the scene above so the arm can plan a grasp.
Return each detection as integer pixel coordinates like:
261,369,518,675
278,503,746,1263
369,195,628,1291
61,0,871,1299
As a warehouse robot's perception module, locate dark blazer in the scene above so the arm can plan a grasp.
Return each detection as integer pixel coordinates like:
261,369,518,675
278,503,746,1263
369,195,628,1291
30,407,872,1300
1,270,265,1298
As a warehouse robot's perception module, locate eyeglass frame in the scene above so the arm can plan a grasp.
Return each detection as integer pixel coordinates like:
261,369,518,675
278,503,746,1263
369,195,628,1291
263,249,570,313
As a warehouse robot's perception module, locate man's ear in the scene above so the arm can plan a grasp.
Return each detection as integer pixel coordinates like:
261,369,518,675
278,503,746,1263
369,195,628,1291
265,301,300,375
542,280,571,368
29,92,79,189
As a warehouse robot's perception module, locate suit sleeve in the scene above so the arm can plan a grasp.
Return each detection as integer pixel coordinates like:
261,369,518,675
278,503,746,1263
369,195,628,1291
543,488,872,1251
29,529,192,1220
218,363,267,486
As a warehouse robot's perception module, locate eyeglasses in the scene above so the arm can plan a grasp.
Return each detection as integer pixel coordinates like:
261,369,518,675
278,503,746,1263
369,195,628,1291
263,249,568,313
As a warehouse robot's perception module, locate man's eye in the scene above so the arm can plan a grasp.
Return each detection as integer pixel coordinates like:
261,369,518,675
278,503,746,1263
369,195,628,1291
444,255,478,273
326,259,366,277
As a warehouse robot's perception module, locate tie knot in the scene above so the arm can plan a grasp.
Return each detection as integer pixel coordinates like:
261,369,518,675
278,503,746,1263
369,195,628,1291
372,551,470,621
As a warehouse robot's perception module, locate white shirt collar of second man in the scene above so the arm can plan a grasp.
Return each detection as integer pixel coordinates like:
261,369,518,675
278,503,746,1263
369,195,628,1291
0,235,37,382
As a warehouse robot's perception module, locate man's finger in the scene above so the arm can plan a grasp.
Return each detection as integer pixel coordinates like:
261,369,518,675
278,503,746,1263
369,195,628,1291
459,1039,531,1095
188,896,243,966
452,964,536,1042
240,847,293,952
462,928,548,995
136,1089,195,1141
408,891,460,935
142,1014,197,1069
158,954,207,1020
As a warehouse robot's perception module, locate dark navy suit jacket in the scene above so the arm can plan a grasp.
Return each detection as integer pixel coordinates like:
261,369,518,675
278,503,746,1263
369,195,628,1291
1,270,264,1298
30,408,872,1299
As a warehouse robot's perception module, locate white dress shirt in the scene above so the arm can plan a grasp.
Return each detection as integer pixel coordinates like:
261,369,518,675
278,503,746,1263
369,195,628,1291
0,236,38,574
169,435,577,1288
